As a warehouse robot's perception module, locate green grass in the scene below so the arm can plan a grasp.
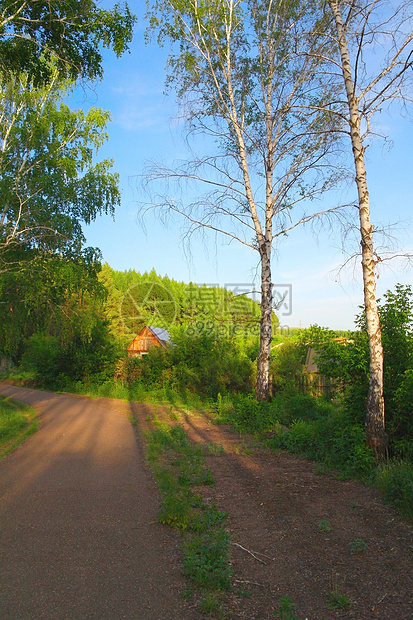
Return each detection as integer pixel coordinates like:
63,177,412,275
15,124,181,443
317,519,331,532
214,392,413,522
144,423,232,612
0,395,37,456
374,460,413,522
327,589,351,610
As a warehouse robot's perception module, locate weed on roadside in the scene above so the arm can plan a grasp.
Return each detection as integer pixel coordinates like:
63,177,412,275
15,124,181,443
328,590,351,610
328,574,350,610
317,519,331,532
0,396,37,457
144,422,232,614
349,537,367,552
275,595,301,619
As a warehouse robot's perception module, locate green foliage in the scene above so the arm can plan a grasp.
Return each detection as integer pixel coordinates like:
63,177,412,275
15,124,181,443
0,1,135,85
327,590,350,610
183,528,232,591
349,538,367,552
1,253,122,389
116,329,254,400
20,316,120,389
317,519,331,532
99,263,265,345
276,595,301,620
375,461,413,521
0,395,37,456
272,410,375,478
0,74,120,266
216,393,375,479
145,423,232,607
271,341,307,393
309,285,413,456
20,334,61,387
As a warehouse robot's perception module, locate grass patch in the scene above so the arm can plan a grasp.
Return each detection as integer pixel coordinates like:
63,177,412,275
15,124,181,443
0,395,37,456
214,392,413,522
374,460,413,522
144,423,232,612
64,378,209,411
317,519,331,532
275,595,301,619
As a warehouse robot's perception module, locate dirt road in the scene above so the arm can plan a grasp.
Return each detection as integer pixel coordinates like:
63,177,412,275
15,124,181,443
0,384,194,619
2,385,413,619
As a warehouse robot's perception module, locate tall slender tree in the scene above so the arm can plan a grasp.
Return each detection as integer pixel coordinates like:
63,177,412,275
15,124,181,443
321,0,413,458
145,0,342,399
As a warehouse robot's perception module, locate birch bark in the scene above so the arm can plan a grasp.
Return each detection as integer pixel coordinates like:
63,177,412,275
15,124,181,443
329,0,388,459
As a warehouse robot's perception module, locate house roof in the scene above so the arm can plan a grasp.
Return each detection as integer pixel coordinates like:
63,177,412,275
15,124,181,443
147,326,172,348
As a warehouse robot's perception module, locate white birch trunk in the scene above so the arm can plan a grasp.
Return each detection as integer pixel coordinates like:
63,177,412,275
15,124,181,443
256,238,273,400
330,0,388,459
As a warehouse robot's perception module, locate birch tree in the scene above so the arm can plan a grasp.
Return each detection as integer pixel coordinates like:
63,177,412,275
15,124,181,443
0,71,120,271
145,0,342,400
321,0,413,458
0,0,135,85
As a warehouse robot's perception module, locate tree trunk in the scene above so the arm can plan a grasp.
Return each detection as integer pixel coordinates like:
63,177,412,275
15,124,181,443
330,0,388,459
357,153,388,459
255,240,272,401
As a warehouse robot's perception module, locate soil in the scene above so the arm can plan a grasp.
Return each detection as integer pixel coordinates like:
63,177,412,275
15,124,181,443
122,401,413,620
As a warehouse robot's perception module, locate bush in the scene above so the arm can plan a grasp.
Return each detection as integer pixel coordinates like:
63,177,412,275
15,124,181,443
21,333,61,388
270,341,307,393
216,392,375,478
114,331,254,401
309,285,413,457
375,461,413,521
269,408,375,478
20,319,120,389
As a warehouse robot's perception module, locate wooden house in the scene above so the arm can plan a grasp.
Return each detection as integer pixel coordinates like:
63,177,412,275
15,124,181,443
127,326,172,359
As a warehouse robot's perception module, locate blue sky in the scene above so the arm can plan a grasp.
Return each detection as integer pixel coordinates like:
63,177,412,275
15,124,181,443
71,2,413,330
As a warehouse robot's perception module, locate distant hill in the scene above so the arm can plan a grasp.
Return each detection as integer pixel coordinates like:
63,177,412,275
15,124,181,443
99,264,278,344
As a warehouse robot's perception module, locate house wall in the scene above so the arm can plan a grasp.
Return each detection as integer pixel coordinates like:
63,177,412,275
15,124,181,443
127,326,163,358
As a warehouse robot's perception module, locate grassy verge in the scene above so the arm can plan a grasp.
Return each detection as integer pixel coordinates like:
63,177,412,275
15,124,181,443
0,395,37,457
61,377,210,411
143,421,232,615
3,370,211,411
214,393,413,522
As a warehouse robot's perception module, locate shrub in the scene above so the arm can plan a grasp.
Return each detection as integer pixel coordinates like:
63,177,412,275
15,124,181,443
270,340,307,393
308,285,413,456
115,331,254,400
375,461,413,521
21,333,61,388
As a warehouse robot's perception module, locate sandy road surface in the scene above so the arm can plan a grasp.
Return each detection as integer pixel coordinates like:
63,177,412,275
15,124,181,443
0,384,194,620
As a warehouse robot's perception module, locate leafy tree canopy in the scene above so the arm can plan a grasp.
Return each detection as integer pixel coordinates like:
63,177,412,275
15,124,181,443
0,71,120,270
0,0,135,85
